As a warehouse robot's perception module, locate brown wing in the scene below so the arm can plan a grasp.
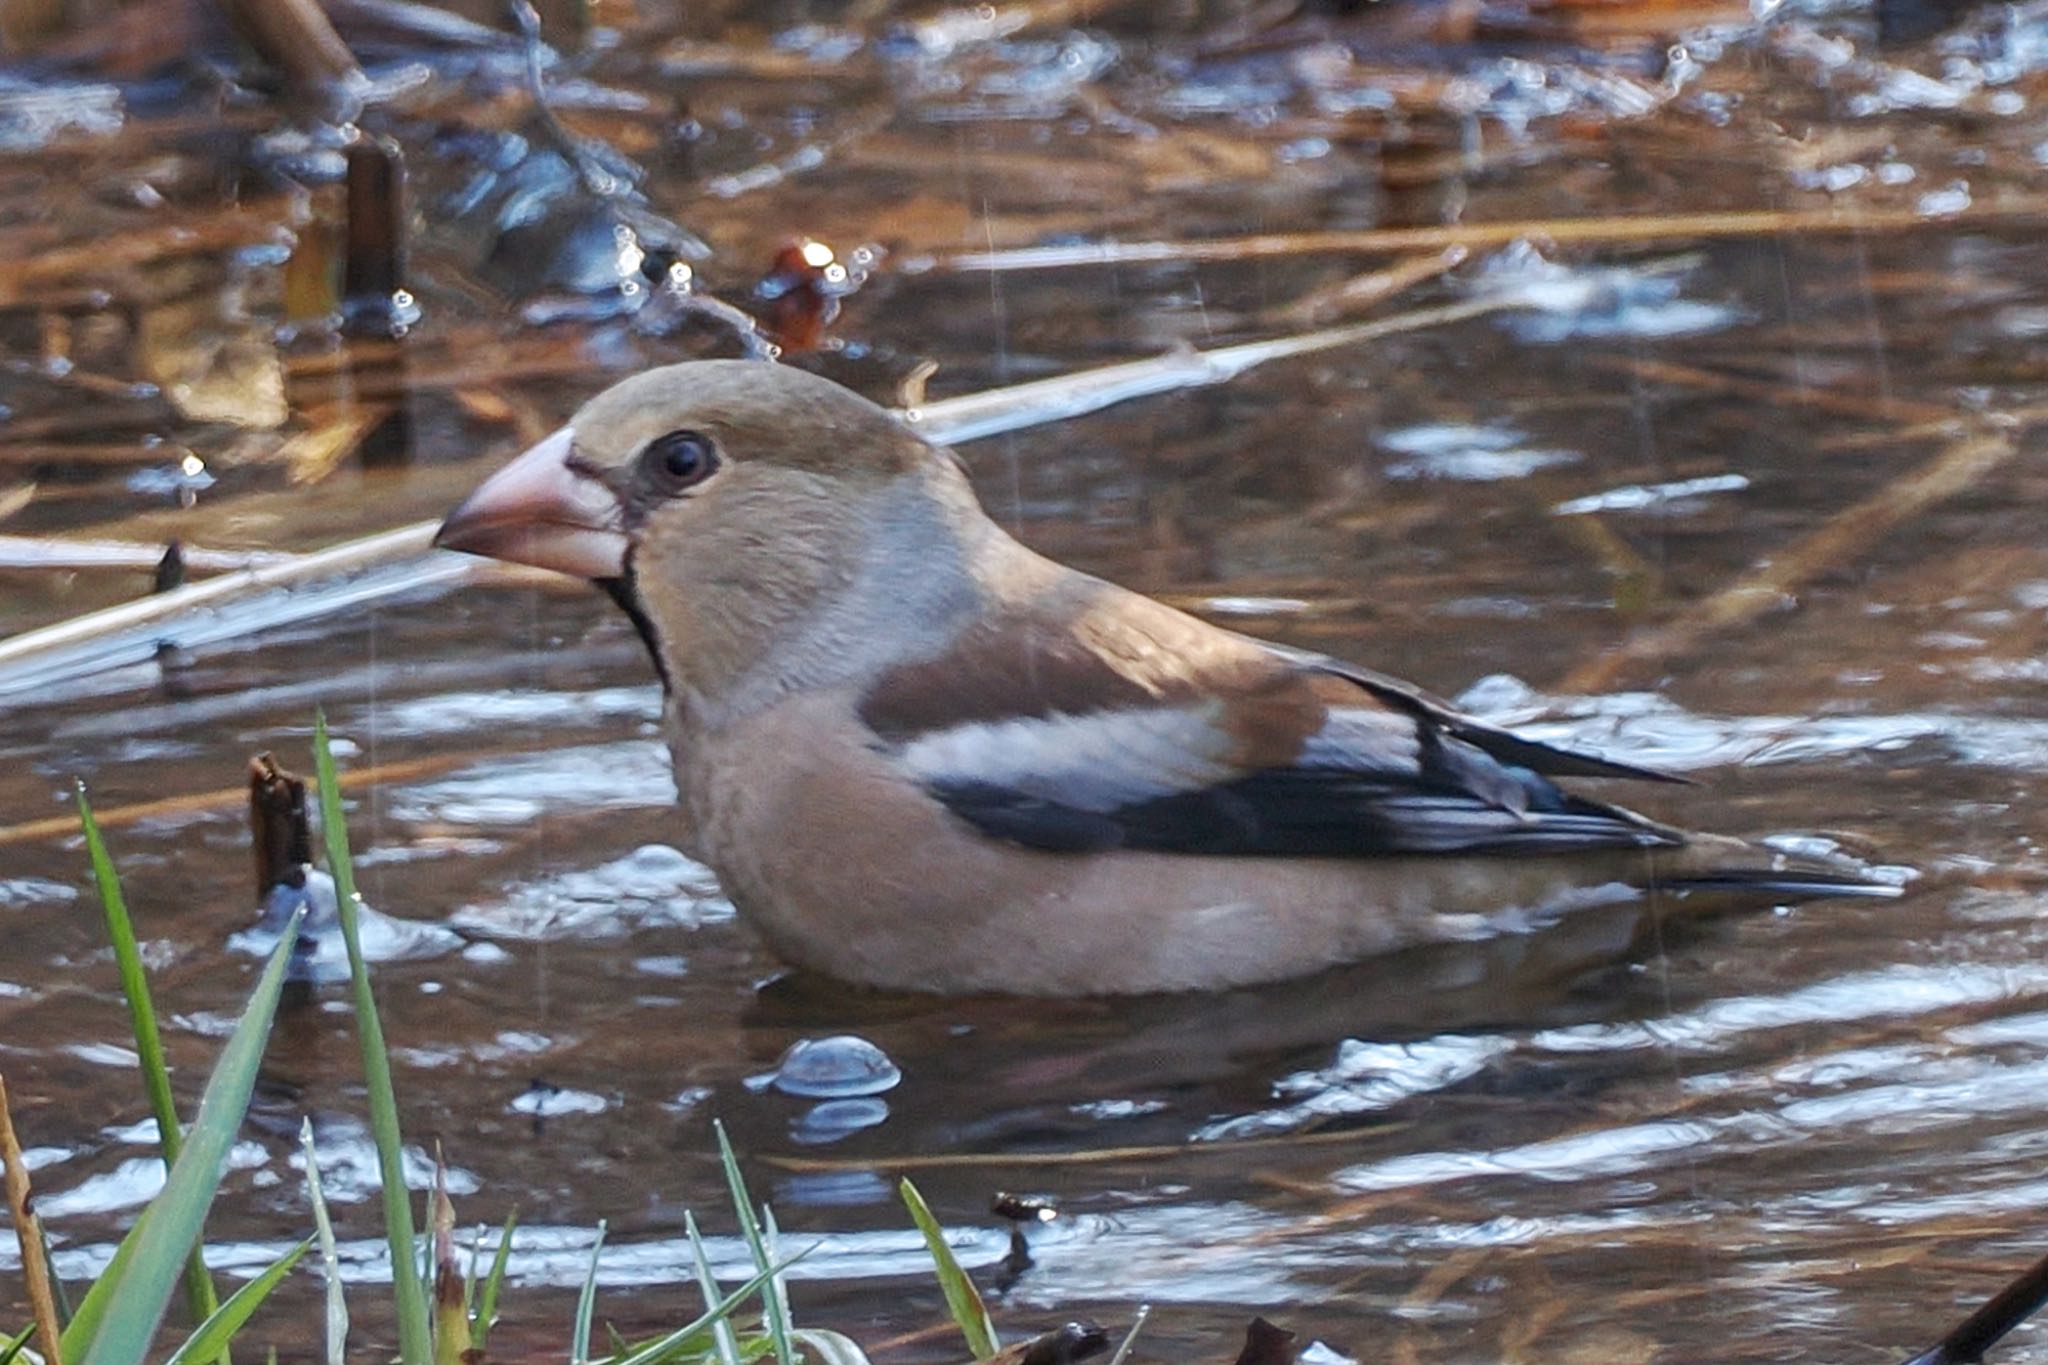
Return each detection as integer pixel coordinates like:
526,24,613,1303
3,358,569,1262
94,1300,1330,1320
857,585,1681,857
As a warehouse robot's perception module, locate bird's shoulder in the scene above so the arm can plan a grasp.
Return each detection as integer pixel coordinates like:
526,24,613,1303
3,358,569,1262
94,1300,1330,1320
854,577,1353,765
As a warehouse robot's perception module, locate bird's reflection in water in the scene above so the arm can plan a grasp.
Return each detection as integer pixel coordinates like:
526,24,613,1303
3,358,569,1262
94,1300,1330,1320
739,896,1730,1156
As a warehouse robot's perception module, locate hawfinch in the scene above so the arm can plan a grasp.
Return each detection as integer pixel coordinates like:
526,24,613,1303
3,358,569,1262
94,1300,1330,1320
436,361,1894,996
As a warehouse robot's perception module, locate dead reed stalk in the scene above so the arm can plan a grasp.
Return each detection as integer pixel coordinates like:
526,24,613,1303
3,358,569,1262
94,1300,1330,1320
0,1072,65,1365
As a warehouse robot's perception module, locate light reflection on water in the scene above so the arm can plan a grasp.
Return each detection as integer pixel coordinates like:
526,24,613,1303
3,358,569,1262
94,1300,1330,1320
448,843,728,940
381,740,677,824
1,0,2046,1355
1461,675,2048,777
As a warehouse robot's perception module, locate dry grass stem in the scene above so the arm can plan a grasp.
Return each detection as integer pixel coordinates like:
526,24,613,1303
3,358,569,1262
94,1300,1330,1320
0,200,303,305
1551,514,1665,614
281,408,392,485
1272,247,1469,327
937,199,2048,273
908,292,1530,445
1597,354,1960,426
1388,1248,1497,1365
1561,423,2025,693
760,1122,1404,1173
0,1072,65,1365
0,535,297,575
0,443,202,467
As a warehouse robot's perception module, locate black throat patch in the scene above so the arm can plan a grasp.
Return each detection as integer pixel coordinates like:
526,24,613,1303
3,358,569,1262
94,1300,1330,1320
596,562,675,695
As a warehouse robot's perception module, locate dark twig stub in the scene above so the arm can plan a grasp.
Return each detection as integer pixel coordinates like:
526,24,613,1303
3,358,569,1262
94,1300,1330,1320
248,753,311,900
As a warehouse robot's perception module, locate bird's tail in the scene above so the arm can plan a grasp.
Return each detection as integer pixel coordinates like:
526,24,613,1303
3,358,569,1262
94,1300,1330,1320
1652,833,1906,905
1663,865,1905,902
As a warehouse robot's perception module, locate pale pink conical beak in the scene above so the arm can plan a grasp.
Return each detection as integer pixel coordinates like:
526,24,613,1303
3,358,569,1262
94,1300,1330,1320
435,427,628,579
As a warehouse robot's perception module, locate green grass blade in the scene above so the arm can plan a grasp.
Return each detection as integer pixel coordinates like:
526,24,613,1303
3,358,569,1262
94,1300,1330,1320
571,1220,607,1364
77,784,227,1359
760,1208,795,1352
37,1221,74,1327
899,1179,999,1360
60,1210,146,1359
712,1121,795,1365
684,1210,741,1365
434,1278,470,1365
418,1188,434,1289
0,1322,34,1365
462,1226,481,1321
312,711,432,1365
77,902,304,1365
161,1239,312,1365
472,1209,516,1354
605,1252,809,1365
299,1120,349,1365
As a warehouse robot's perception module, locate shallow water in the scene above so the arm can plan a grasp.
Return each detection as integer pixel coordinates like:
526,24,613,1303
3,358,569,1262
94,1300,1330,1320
3,0,2048,1359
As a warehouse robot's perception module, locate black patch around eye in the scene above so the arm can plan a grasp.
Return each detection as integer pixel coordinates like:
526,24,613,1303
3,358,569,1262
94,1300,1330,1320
641,429,719,492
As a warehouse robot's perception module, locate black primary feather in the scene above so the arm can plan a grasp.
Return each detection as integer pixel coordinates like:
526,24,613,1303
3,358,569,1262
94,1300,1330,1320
926,730,1684,859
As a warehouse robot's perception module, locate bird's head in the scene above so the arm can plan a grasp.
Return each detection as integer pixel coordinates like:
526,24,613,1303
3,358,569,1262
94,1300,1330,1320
435,360,985,703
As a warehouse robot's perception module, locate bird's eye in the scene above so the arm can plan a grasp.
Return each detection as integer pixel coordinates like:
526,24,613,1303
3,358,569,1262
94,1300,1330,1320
642,429,719,491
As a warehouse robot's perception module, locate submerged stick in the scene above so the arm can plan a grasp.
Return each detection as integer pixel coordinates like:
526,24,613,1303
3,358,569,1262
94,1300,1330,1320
213,0,364,103
1272,247,1467,327
0,201,301,307
1594,353,1959,427
0,748,506,848
934,199,2048,274
1561,425,2022,692
0,1073,66,1365
760,1122,1395,1172
905,290,1528,445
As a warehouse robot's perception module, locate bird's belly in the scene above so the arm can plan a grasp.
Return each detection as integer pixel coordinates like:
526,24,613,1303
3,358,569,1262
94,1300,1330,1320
673,698,1657,996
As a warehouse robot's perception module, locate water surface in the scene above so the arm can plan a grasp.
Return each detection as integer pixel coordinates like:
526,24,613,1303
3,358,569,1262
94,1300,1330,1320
2,0,2047,1359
